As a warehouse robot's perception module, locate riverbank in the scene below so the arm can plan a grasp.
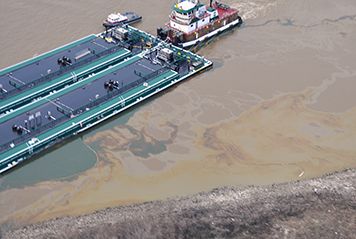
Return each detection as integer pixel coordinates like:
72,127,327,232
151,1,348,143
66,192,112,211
3,168,355,238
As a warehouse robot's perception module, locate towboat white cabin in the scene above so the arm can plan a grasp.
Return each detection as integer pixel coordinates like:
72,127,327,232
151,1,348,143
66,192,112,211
170,0,218,34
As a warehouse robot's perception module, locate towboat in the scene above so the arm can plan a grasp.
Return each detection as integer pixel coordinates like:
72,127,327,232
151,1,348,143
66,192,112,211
103,11,142,28
157,0,243,49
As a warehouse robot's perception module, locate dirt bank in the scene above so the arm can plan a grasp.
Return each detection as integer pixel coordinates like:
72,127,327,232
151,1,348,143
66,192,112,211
2,168,355,239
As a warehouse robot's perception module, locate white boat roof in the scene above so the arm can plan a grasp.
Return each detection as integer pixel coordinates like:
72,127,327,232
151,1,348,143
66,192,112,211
177,1,196,11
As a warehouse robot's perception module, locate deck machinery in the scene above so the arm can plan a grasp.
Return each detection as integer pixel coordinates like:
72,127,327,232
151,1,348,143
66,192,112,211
0,25,212,174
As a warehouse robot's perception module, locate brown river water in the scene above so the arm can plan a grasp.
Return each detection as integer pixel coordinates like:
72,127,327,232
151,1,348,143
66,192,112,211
0,0,356,225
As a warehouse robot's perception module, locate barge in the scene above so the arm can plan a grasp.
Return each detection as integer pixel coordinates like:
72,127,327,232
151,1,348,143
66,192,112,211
157,0,243,50
0,26,212,174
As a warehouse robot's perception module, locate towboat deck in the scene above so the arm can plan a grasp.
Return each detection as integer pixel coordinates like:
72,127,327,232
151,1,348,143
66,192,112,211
215,2,238,19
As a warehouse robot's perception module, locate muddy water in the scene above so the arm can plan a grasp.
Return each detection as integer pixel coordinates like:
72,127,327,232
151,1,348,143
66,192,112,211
0,0,356,225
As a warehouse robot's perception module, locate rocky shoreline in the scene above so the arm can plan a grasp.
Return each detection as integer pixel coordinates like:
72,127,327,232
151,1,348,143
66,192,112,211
2,169,355,239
